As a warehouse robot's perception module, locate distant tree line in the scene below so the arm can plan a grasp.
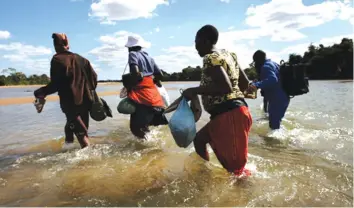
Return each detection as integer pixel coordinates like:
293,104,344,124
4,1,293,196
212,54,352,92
0,68,50,86
1,38,352,86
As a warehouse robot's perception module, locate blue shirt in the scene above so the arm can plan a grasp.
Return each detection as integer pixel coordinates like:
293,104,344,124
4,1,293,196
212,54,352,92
128,50,161,77
254,59,288,101
254,59,281,90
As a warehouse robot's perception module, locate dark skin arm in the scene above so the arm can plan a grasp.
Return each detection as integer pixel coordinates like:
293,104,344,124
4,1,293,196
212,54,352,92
153,70,163,87
129,64,143,79
34,58,60,98
186,66,232,162
129,64,140,74
182,65,232,99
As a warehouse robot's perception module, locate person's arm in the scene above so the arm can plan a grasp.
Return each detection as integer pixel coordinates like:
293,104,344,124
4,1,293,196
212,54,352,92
152,59,163,87
34,58,60,98
128,52,140,75
183,65,233,98
152,59,163,77
253,65,278,89
193,124,211,161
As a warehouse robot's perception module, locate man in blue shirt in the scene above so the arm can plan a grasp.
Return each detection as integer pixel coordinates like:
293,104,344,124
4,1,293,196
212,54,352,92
249,50,290,130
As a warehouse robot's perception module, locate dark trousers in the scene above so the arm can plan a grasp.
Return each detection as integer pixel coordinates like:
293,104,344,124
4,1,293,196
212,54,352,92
130,103,168,139
64,107,90,148
263,97,269,113
268,98,290,130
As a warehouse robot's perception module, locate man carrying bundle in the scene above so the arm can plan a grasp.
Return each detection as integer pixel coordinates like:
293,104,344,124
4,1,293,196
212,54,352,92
34,33,98,149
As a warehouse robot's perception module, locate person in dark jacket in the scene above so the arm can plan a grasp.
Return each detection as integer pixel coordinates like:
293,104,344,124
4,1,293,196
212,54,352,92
34,33,98,149
249,50,290,130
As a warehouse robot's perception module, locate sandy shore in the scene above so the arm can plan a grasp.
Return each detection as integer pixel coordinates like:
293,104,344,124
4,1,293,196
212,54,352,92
0,87,181,106
0,81,198,89
0,82,123,89
0,91,120,106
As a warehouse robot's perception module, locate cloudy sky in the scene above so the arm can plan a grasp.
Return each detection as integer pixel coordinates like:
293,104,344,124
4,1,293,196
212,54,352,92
0,0,353,80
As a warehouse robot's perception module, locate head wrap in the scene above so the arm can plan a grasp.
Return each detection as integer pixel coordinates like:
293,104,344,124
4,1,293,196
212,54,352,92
52,33,70,51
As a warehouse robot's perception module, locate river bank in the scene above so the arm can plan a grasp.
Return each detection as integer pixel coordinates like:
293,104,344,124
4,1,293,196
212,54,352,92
0,81,206,89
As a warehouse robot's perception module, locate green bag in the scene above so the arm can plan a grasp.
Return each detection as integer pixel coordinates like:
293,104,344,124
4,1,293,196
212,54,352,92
117,98,136,114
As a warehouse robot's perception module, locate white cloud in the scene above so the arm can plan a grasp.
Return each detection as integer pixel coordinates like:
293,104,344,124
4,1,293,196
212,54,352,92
0,31,11,39
169,36,175,39
268,33,354,63
0,42,52,56
85,0,354,76
89,0,169,25
219,28,270,42
90,62,102,73
245,0,354,41
153,31,261,73
0,42,52,74
88,31,151,73
220,0,230,3
319,33,354,46
154,46,201,73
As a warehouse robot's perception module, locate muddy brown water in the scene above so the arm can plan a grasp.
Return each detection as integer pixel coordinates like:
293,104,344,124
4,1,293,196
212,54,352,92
0,81,352,206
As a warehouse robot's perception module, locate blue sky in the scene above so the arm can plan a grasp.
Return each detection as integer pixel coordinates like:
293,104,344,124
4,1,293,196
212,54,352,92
0,0,353,80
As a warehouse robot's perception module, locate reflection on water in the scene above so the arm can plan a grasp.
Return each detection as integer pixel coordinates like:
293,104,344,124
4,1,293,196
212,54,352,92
0,81,352,206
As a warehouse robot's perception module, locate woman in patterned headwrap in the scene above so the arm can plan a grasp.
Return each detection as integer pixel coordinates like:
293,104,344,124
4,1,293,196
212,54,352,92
34,33,98,149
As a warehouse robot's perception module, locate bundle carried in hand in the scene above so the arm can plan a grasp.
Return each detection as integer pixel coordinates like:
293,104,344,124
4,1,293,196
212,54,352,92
165,91,202,148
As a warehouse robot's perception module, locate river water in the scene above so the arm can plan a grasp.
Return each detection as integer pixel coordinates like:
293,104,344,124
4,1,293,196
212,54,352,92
0,81,352,207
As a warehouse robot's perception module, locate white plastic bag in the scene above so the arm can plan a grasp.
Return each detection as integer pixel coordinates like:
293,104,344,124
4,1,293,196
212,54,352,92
168,97,196,148
120,87,128,98
157,85,170,107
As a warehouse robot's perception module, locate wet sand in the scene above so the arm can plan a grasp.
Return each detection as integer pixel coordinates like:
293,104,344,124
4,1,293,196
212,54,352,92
0,87,180,106
0,81,196,89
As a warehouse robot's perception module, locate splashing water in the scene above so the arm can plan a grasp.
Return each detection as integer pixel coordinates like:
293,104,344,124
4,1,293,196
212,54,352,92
0,81,352,206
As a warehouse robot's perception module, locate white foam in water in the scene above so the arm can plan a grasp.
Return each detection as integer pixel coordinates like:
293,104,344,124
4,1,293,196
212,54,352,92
53,135,63,141
62,143,77,151
266,126,289,140
143,127,166,147
246,154,271,179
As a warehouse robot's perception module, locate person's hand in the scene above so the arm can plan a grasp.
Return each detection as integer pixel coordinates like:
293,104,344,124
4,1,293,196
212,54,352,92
34,88,45,98
248,83,258,92
182,88,196,100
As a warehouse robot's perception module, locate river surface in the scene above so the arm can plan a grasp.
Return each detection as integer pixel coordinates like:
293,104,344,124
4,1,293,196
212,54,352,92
0,81,352,207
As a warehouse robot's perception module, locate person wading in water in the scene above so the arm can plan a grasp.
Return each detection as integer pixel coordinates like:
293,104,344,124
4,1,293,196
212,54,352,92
182,25,253,176
249,50,290,130
34,33,98,149
123,35,168,139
